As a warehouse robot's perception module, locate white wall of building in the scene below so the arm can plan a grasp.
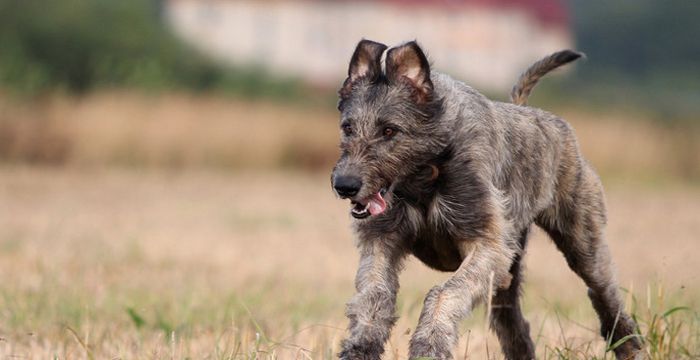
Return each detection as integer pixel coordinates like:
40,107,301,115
166,0,572,92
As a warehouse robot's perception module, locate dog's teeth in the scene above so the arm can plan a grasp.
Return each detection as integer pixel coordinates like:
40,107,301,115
352,207,367,215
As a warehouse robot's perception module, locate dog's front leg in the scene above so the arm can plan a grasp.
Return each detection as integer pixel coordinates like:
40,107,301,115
409,239,514,360
339,238,406,360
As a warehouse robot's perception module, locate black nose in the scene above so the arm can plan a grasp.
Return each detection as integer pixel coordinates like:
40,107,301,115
334,175,362,197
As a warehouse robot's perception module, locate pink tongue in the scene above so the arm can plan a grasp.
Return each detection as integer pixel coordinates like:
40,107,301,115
367,192,387,216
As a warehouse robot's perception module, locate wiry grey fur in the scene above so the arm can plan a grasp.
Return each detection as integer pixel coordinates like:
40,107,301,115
332,40,643,360
510,50,583,106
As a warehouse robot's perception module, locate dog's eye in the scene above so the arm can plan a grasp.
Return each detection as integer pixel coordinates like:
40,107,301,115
383,127,397,139
341,123,353,136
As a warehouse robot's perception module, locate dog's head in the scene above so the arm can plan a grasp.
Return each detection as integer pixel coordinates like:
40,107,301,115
331,40,445,219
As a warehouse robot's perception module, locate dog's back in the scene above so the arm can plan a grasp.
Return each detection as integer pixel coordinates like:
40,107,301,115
430,68,585,231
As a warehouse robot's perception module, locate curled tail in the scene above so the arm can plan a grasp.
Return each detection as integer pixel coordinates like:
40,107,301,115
510,50,584,106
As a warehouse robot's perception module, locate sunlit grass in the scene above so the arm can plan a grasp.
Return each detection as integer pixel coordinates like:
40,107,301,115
0,169,697,358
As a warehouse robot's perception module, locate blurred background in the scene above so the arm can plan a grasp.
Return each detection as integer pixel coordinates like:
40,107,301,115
0,0,698,358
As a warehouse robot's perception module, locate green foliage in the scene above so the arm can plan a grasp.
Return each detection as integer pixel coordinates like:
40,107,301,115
155,312,175,335
126,307,146,329
0,0,210,92
568,0,700,120
0,0,302,98
630,302,699,359
125,306,177,337
541,286,700,359
571,0,700,83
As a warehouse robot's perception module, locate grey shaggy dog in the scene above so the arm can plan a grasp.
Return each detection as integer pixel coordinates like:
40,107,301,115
331,39,643,360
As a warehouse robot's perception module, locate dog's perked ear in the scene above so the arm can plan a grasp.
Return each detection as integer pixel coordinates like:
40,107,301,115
339,39,387,99
386,41,433,103
347,39,387,82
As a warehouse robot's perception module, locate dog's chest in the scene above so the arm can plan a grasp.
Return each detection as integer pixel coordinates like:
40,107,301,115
411,226,462,272
407,195,464,272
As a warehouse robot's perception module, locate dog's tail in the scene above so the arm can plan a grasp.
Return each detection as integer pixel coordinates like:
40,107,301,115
510,50,584,106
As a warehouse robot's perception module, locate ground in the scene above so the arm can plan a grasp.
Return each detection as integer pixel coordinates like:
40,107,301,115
0,168,697,359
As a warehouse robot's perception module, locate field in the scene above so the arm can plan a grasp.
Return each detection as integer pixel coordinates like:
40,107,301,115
0,168,698,359
0,95,698,359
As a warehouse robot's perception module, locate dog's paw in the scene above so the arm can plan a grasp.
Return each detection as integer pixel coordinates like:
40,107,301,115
408,339,453,360
612,341,646,360
338,339,383,360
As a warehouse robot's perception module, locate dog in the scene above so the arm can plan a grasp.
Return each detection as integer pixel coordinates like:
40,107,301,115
331,39,643,360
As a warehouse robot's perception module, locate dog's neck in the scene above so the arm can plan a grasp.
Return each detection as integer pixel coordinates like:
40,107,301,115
393,143,454,207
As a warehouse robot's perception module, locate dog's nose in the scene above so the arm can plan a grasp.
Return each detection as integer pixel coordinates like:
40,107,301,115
334,175,362,198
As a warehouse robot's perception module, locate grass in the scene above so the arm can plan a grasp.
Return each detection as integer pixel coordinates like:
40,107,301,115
630,286,699,359
0,90,697,358
535,285,700,360
0,92,340,170
0,92,699,183
0,168,698,358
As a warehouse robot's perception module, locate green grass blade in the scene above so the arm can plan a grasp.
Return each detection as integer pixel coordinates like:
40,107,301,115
606,334,644,353
662,306,691,318
126,307,146,329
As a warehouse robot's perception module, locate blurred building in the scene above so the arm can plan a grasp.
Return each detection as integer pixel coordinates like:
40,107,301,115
165,0,572,92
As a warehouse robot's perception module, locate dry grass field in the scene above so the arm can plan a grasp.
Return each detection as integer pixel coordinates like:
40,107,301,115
0,168,698,359
0,93,698,181
0,94,698,359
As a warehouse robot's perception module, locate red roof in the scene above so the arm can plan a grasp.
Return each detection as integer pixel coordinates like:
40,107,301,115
381,0,569,27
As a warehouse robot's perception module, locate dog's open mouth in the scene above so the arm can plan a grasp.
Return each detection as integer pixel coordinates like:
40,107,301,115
350,188,388,219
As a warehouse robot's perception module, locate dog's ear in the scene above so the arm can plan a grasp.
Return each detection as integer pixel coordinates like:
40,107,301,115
386,41,433,102
339,40,387,100
347,39,387,82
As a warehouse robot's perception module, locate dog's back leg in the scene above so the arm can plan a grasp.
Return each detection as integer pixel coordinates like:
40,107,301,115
490,227,536,360
536,167,642,360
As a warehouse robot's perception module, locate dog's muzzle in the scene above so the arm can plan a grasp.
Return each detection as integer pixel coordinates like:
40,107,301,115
349,187,388,219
